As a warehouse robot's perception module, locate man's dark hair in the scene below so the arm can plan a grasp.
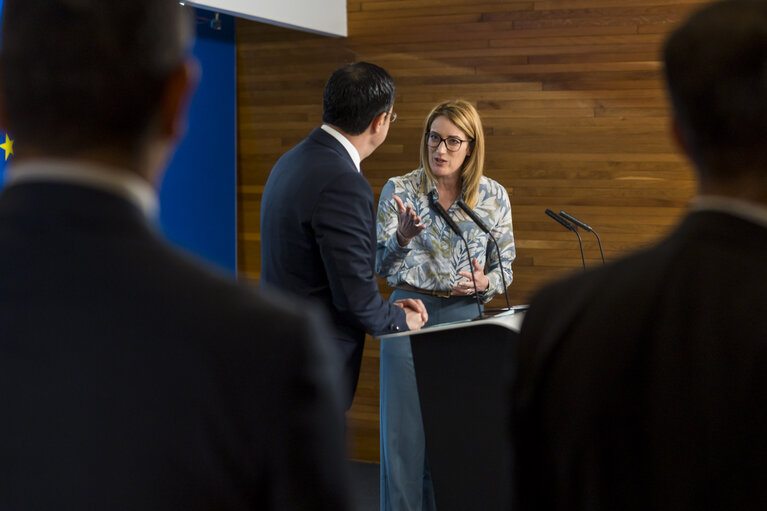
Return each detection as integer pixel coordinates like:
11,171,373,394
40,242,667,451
0,0,193,155
664,0,767,180
322,62,395,136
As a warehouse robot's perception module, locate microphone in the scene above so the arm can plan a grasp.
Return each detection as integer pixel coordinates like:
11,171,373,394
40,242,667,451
431,193,483,319
456,199,511,312
559,210,604,264
545,208,585,270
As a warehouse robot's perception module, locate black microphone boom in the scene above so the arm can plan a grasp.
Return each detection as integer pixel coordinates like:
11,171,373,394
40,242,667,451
559,210,604,264
431,194,483,319
456,199,511,311
545,208,586,270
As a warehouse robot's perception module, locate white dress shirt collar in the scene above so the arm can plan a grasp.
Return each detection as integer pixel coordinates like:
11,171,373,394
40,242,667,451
691,195,767,230
321,124,361,172
5,159,158,220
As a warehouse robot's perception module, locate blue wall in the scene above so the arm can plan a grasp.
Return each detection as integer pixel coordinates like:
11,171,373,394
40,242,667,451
0,6,238,275
161,10,237,275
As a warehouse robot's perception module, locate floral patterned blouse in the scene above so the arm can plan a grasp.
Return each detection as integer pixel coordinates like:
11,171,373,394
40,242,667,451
376,168,515,303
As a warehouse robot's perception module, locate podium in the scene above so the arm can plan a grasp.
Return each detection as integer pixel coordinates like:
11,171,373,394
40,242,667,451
381,310,525,511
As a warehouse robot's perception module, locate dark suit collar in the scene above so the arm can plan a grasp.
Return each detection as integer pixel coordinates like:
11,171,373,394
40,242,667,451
308,126,340,147
691,195,767,230
319,125,361,171
673,209,767,250
5,159,158,220
307,127,359,170
0,181,157,237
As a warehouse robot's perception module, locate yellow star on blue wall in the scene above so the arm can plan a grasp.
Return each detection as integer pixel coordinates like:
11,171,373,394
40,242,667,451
0,133,13,161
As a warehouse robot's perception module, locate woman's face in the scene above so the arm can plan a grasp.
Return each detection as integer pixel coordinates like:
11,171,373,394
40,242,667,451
426,115,471,181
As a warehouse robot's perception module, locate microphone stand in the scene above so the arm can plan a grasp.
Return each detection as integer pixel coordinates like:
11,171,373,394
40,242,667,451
456,199,511,313
559,210,604,264
545,209,586,270
431,194,483,320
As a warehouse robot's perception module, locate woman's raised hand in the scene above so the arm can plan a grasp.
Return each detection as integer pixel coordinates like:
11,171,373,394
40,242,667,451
394,194,426,246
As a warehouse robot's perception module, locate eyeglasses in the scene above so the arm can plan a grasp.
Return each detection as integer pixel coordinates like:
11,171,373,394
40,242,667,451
387,111,398,124
425,131,471,152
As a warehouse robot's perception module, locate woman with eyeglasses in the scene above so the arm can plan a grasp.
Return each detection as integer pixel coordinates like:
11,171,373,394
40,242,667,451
375,99,516,511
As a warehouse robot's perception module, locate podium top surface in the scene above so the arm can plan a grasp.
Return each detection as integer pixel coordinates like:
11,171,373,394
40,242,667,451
380,307,526,339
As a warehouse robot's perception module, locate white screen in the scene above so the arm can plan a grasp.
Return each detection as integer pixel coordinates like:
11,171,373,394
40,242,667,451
183,0,346,37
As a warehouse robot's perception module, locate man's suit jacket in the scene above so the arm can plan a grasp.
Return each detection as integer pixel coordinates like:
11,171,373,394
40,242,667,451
260,127,407,407
512,210,767,510
0,180,350,510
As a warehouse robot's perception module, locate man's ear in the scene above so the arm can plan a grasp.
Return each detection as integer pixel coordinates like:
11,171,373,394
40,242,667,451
369,111,388,135
159,58,200,142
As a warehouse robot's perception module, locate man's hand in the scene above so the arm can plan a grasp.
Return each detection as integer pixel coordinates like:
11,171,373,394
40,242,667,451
393,194,426,246
393,297,428,330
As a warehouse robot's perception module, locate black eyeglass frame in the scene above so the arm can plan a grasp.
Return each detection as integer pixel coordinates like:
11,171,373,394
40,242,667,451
424,131,472,152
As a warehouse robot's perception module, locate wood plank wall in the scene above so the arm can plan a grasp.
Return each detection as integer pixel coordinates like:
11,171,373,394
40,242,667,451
236,0,709,462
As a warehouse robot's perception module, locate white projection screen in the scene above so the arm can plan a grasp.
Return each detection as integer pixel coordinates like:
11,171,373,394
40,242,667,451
182,0,347,37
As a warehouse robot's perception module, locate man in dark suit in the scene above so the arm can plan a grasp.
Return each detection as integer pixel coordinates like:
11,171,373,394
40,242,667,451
512,1,767,509
260,62,427,409
0,1,349,509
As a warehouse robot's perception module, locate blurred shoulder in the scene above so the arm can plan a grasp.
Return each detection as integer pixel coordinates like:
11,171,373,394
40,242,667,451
522,244,663,340
151,243,316,328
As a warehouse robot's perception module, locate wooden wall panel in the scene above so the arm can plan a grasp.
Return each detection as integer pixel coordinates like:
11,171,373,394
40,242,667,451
236,0,708,462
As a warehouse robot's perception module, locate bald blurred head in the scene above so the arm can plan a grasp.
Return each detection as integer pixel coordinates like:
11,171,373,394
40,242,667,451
664,0,767,183
0,0,193,157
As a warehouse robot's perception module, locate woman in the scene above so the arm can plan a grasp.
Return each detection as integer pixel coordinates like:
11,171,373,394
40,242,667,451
376,99,515,510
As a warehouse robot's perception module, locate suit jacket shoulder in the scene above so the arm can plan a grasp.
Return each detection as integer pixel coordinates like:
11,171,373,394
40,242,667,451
260,128,407,339
0,182,351,510
513,211,767,510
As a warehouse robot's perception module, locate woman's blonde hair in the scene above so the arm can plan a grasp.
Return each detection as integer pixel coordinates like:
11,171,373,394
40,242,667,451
419,99,485,208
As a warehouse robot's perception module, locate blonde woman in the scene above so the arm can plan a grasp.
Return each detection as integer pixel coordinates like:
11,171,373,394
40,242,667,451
376,100,515,510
